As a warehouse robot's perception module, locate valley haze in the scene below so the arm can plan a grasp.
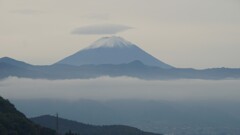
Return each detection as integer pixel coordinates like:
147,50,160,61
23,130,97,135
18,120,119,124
1,77,240,135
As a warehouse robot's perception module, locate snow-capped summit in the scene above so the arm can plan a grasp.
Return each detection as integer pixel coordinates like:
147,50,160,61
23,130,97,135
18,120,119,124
57,36,173,69
88,36,134,49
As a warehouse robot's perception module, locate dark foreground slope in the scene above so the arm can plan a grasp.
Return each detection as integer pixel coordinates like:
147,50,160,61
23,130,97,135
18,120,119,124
0,96,55,135
31,115,162,135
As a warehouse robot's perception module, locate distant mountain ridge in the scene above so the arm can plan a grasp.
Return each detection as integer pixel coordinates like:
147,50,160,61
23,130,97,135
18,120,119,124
0,57,240,80
0,57,32,69
56,36,173,69
31,115,162,135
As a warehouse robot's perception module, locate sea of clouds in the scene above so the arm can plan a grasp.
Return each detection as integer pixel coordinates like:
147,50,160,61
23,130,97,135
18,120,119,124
0,77,240,101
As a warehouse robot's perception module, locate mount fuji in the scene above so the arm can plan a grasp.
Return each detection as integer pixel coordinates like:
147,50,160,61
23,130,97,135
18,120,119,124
56,36,173,69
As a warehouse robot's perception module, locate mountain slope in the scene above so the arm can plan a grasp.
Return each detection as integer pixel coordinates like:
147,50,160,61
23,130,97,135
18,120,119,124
31,115,162,135
0,96,55,135
0,57,32,69
56,36,173,69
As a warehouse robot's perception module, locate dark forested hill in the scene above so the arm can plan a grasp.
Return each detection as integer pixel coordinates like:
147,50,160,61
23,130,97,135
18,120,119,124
31,115,162,135
0,96,55,135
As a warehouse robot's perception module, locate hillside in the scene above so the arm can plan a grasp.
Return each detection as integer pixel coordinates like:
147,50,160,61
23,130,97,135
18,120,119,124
31,115,162,135
0,96,55,135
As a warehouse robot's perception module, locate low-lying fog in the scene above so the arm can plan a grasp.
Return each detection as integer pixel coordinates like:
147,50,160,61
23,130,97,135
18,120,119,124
0,77,240,101
1,77,240,134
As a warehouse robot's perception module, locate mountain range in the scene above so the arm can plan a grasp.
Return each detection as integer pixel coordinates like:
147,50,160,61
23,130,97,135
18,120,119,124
0,36,240,80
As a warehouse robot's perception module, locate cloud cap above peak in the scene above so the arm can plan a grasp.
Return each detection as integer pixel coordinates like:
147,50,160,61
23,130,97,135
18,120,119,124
71,24,132,35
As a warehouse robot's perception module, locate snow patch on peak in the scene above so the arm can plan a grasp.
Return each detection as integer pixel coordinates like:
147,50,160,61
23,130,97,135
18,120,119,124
87,36,134,49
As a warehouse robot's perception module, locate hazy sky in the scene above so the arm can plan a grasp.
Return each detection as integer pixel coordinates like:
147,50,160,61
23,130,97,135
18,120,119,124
1,0,240,68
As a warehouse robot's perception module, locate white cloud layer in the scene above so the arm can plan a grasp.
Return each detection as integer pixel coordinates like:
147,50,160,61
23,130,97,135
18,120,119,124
0,77,240,101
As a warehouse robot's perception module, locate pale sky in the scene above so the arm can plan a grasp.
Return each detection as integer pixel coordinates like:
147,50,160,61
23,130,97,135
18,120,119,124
0,0,240,69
